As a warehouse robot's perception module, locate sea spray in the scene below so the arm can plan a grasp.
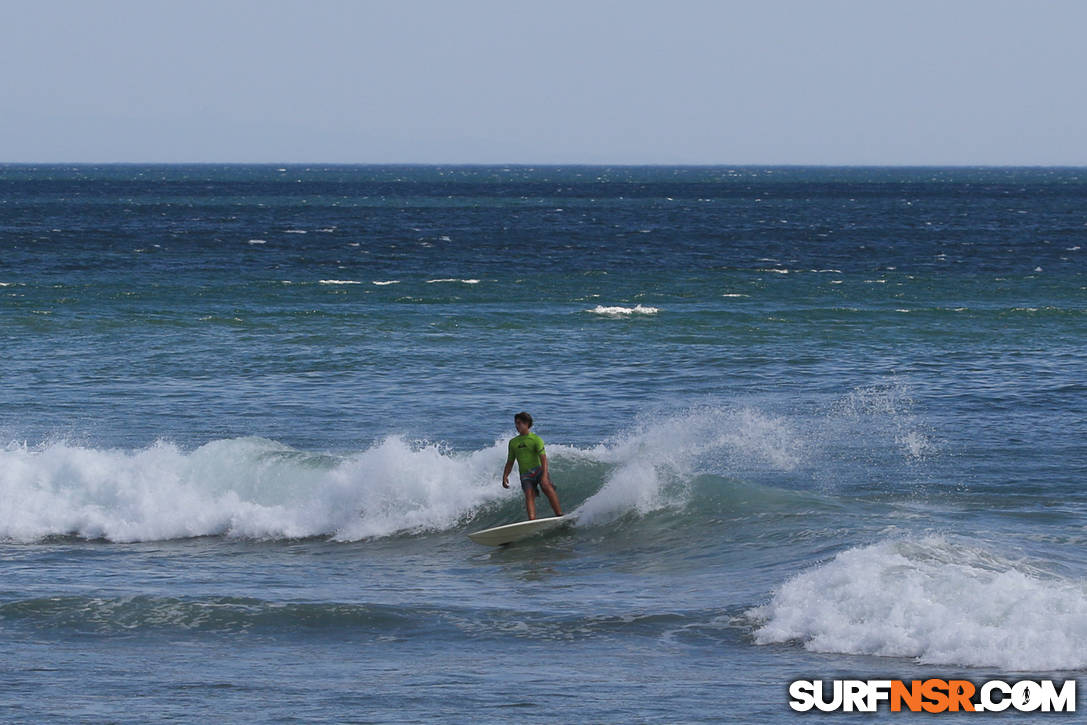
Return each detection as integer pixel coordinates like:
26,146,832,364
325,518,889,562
574,406,806,524
828,384,936,464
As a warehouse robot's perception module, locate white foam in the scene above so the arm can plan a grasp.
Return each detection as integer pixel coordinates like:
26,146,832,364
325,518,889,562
588,304,660,317
247,239,267,245
319,280,362,285
0,395,933,543
372,280,400,286
574,407,803,524
0,437,508,543
749,536,1087,670
426,279,480,284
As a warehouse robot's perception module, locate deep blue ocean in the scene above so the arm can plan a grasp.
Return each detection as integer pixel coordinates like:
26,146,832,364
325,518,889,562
1,165,1085,722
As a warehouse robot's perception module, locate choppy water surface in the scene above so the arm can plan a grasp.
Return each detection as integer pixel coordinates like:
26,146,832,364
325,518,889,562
1,165,1085,722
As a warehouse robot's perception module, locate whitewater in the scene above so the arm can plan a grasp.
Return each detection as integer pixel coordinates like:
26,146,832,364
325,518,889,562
5,398,1086,678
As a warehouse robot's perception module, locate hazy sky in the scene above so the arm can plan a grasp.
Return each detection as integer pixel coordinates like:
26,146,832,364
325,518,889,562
2,0,1085,164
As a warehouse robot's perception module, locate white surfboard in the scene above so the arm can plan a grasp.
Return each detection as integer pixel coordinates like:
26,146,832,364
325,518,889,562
467,516,566,546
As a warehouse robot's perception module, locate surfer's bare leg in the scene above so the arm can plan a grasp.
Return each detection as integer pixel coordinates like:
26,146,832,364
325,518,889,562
523,488,537,520
540,480,563,517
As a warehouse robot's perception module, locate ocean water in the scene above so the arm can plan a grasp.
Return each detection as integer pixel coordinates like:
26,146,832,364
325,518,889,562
1,165,1085,722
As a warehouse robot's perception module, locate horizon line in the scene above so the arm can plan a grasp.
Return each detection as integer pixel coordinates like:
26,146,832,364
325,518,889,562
3,161,1087,169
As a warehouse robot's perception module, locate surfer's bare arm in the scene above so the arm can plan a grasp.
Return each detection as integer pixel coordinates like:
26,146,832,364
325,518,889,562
502,458,514,488
540,452,550,485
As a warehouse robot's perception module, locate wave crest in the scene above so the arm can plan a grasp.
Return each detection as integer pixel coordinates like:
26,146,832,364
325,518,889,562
0,392,932,543
749,535,1087,670
0,437,506,543
588,304,659,316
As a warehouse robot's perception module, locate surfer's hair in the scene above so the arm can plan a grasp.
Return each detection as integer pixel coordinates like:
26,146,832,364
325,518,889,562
514,412,533,428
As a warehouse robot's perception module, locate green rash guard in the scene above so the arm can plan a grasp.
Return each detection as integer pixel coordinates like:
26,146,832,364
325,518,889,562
507,432,545,472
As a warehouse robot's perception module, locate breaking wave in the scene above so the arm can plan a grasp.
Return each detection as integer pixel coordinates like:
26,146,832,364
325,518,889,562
749,535,1087,671
0,390,930,543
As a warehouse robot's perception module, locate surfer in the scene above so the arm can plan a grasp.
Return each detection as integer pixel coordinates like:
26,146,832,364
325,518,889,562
502,412,563,520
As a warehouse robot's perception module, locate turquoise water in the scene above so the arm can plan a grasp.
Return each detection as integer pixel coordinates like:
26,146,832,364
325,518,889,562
1,165,1085,722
